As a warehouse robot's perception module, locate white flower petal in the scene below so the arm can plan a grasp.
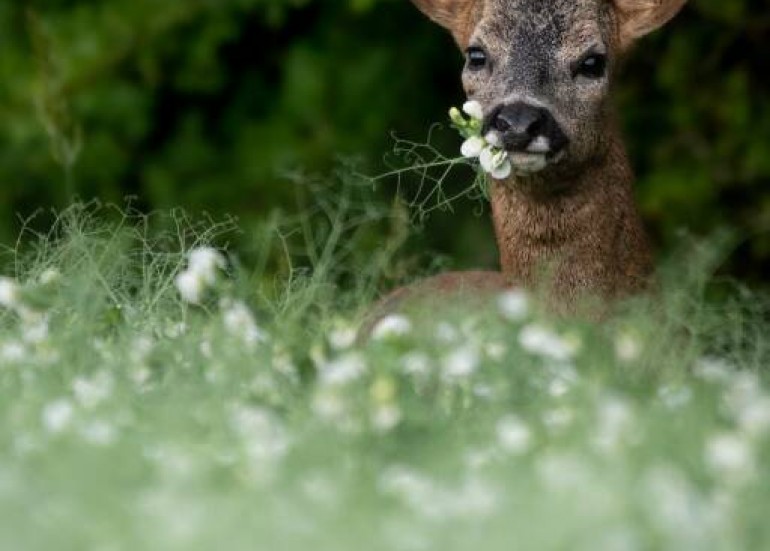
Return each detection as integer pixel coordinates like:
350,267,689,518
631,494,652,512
461,136,486,158
462,100,484,121
0,277,20,309
490,160,512,180
175,270,206,304
479,147,496,174
188,247,226,284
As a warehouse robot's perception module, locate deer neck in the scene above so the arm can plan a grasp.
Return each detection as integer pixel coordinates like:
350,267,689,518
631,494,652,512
490,132,653,301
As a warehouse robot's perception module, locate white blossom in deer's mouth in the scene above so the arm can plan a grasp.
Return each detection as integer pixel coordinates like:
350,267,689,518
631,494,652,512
450,101,513,180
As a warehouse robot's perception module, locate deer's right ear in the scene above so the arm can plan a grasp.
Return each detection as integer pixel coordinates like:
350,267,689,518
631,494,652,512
410,0,477,45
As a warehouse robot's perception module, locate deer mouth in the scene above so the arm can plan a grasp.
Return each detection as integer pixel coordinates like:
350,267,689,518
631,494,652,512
508,152,549,174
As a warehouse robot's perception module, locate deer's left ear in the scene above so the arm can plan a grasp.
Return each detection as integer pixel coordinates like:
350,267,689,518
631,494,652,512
613,0,688,48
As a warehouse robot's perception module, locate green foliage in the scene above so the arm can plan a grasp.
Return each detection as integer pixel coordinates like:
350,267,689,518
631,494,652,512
0,207,769,549
0,0,768,280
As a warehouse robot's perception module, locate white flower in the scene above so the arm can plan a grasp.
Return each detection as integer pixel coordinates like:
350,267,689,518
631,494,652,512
72,371,114,409
318,353,366,386
615,331,642,362
461,136,486,158
371,314,412,341
497,289,530,322
328,324,357,351
442,345,480,380
188,247,226,284
79,420,117,446
518,324,575,362
42,399,74,434
705,432,754,482
231,406,289,462
479,146,512,179
222,300,266,346
39,268,61,285
22,316,49,344
0,277,20,309
313,389,344,420
462,100,484,121
372,405,402,433
693,356,734,384
593,396,633,453
0,342,26,363
401,352,431,377
175,270,206,304
496,415,532,455
737,396,770,438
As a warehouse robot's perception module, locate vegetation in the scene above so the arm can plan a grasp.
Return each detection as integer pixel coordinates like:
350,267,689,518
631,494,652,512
0,204,769,549
0,3,768,547
1,0,768,280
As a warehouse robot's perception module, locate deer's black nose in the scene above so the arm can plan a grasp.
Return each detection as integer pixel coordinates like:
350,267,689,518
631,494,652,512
488,103,569,154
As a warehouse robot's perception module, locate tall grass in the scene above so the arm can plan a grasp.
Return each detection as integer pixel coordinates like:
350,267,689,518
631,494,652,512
0,182,769,550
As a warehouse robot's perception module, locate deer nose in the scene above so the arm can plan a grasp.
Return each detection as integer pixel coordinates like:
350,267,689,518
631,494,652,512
488,103,569,155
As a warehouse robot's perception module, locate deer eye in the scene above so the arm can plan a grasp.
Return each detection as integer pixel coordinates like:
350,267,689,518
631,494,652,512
466,47,488,71
574,53,607,79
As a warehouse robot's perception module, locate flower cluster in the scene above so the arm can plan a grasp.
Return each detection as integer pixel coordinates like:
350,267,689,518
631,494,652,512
174,247,226,304
450,100,512,179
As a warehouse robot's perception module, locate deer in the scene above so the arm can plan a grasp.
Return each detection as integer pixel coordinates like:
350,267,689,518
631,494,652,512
365,0,688,329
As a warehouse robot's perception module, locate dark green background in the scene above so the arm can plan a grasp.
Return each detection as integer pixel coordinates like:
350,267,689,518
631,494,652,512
1,1,768,282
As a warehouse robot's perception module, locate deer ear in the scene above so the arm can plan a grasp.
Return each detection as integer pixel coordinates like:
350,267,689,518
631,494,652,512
410,0,477,45
614,0,688,47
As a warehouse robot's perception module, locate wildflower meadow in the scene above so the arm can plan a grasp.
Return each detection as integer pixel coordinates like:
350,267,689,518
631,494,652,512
0,200,769,550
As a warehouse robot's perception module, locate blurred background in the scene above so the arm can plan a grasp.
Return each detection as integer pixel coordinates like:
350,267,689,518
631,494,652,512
0,0,768,285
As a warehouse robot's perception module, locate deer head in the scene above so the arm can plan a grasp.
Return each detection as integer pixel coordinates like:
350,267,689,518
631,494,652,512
410,0,687,184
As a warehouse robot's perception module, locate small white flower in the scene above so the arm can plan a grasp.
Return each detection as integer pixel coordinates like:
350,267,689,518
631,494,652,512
615,331,642,362
693,356,734,384
42,399,74,434
442,345,480,380
462,100,484,121
72,371,114,409
737,396,770,438
39,268,61,285
485,341,506,361
222,300,266,346
175,270,206,304
0,277,20,309
484,132,502,148
79,420,117,446
22,316,49,344
318,353,366,386
188,247,226,284
401,352,431,377
496,415,532,455
497,289,530,322
593,396,633,453
705,432,754,481
371,314,412,341
372,405,402,433
479,146,512,179
312,388,347,421
0,342,26,363
328,325,357,351
461,136,486,158
519,324,575,362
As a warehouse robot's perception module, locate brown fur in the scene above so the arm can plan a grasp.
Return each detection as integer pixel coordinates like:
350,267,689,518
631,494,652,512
367,0,687,325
